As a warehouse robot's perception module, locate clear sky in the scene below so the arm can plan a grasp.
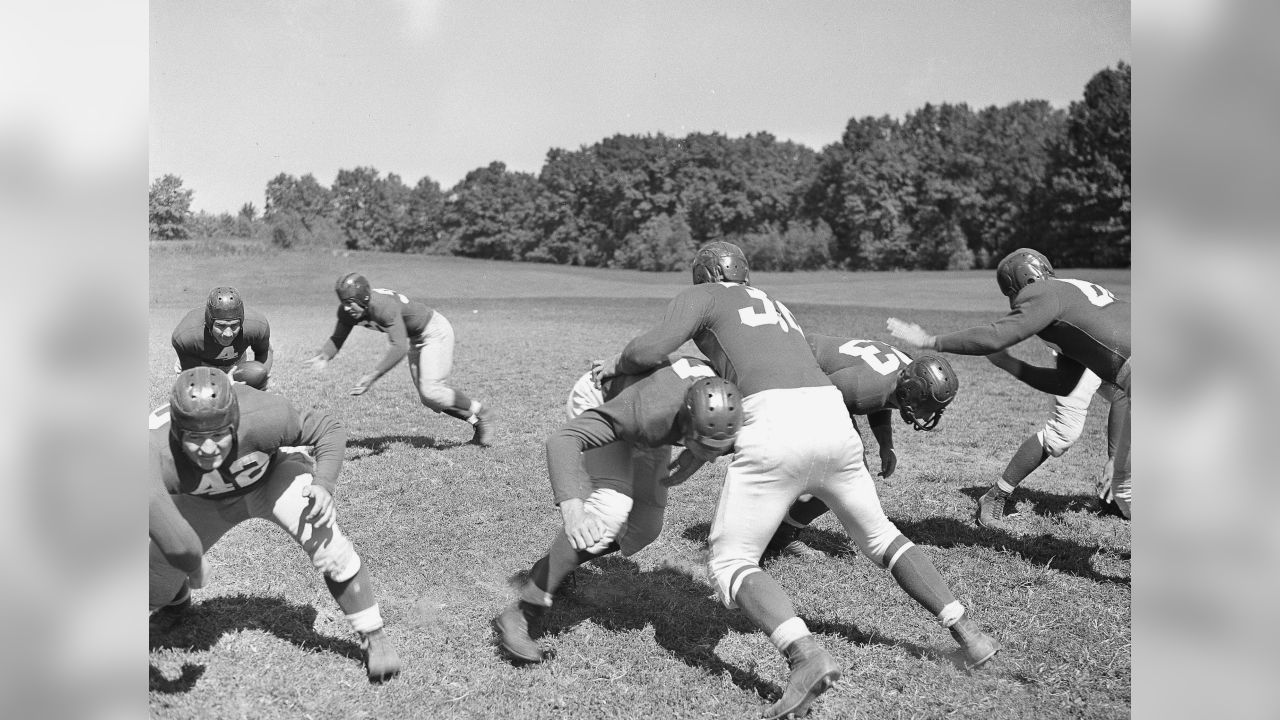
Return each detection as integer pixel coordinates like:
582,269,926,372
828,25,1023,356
150,1,1130,214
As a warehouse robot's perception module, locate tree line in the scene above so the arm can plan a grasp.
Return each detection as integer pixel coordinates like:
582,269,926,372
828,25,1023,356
151,62,1128,270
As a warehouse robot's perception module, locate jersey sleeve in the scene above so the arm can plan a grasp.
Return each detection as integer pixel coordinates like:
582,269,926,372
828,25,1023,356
935,288,1061,355
322,308,355,358
288,405,347,494
148,454,202,574
370,308,410,377
544,410,623,505
246,314,274,374
617,289,712,375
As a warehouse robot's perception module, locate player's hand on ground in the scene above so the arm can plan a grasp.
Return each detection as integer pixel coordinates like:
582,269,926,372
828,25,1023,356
878,447,897,479
663,449,705,487
303,354,329,372
591,354,621,389
560,499,608,551
886,318,934,349
303,485,336,527
349,373,377,396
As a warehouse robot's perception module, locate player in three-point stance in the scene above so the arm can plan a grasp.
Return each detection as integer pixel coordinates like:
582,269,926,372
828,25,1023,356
596,241,999,720
304,273,495,446
148,367,401,682
888,248,1132,522
495,359,743,664
171,286,273,387
767,335,961,558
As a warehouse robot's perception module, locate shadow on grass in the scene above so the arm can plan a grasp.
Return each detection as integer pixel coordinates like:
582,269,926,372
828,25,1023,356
149,594,365,693
957,484,1108,519
347,433,468,457
149,662,204,694
541,555,953,699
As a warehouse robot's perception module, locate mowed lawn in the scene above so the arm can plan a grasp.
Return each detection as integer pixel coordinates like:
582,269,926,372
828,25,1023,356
148,244,1131,720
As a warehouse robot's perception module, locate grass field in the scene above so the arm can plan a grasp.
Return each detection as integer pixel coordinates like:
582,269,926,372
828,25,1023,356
148,244,1131,719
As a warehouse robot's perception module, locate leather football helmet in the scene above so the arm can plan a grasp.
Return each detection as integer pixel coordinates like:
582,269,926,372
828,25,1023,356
170,366,240,436
335,272,372,307
683,376,744,453
895,354,959,431
204,286,244,325
691,241,750,285
996,248,1054,300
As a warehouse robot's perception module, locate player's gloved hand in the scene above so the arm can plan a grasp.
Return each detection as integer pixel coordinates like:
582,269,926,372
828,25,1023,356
886,318,935,350
303,354,329,372
663,449,706,487
560,498,608,551
188,556,212,590
878,447,897,478
349,373,377,396
302,485,336,527
591,354,621,389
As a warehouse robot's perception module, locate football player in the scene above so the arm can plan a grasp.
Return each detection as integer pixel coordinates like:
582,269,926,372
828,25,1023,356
981,351,1126,526
494,360,742,664
767,336,960,557
888,248,1132,520
303,273,495,446
596,242,999,719
171,286,274,384
148,367,401,683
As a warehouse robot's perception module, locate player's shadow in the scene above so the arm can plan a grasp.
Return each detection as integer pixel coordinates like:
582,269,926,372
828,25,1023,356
347,433,465,458
532,555,947,700
680,521,859,560
149,594,365,693
893,513,1129,585
957,484,1108,520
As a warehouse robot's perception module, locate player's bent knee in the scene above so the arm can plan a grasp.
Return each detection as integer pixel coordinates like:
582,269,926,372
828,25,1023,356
315,532,361,582
584,488,633,536
417,383,454,412
711,562,762,609
1037,427,1075,458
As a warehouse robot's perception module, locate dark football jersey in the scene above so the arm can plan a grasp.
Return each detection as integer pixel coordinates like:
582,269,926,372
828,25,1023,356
324,288,436,375
808,334,912,415
546,357,716,504
934,277,1130,384
617,283,829,396
148,385,346,499
171,307,272,371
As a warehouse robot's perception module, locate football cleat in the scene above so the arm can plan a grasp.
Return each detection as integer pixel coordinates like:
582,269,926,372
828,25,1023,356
360,628,401,683
494,600,545,663
765,524,823,560
976,486,1011,529
470,404,495,446
948,612,1000,669
763,635,841,719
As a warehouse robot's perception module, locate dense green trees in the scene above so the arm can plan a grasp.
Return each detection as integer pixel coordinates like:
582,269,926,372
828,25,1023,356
153,64,1129,269
148,174,194,240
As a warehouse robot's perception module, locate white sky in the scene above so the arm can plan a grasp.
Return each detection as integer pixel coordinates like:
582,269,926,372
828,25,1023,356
150,1,1131,214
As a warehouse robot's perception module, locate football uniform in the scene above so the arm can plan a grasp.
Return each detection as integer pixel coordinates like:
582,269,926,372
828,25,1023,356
318,288,468,414
549,357,716,556
617,283,901,608
934,277,1132,515
808,333,911,422
171,307,272,372
147,385,373,630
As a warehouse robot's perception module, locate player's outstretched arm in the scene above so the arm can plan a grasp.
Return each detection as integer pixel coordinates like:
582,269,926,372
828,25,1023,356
869,411,896,478
887,317,938,350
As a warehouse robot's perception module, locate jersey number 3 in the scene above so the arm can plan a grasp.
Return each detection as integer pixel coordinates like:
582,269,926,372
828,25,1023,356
738,286,802,332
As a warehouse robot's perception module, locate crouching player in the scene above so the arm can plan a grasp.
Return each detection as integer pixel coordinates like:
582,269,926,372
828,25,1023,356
494,358,743,663
148,367,401,683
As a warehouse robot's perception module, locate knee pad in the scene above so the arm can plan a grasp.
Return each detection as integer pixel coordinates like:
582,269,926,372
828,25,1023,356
584,488,633,553
418,382,454,412
315,530,362,582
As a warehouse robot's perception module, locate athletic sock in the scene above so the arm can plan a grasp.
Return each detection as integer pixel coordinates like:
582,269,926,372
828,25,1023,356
882,535,958,617
1001,433,1049,489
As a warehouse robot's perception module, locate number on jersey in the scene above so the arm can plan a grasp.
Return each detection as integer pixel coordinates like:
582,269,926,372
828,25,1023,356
373,288,410,305
1058,278,1116,307
190,450,272,496
670,357,716,380
738,286,802,333
838,340,912,376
